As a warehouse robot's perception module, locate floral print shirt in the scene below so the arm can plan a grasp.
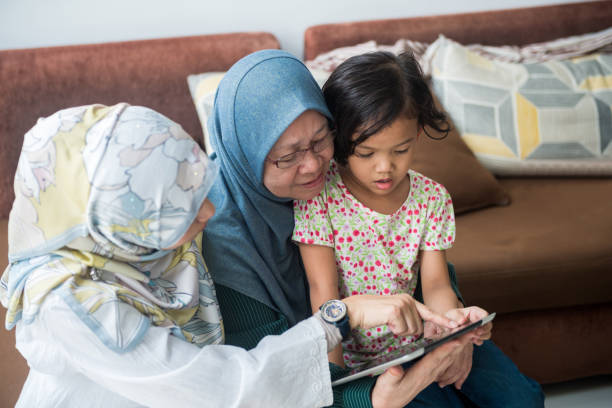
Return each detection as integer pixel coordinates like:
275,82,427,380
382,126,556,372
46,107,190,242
293,161,455,368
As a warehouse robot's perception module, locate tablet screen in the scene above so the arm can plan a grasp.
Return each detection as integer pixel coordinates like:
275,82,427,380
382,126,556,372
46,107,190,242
331,312,496,386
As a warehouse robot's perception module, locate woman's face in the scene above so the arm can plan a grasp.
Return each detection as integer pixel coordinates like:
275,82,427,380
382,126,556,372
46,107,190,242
165,198,215,249
263,110,334,200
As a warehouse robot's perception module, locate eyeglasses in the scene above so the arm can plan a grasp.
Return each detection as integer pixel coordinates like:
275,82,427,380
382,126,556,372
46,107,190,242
267,130,334,169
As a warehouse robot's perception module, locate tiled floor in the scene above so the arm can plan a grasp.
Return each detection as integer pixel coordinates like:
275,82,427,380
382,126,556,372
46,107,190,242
543,375,612,408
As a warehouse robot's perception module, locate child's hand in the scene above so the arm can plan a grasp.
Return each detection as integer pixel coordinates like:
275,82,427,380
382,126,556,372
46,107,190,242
444,306,492,345
424,320,446,338
444,308,470,326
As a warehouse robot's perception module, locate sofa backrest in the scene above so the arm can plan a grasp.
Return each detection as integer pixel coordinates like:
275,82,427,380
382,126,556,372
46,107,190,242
0,32,280,219
303,0,612,60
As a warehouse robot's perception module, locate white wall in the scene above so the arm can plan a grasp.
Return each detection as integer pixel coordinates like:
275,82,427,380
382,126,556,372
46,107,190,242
0,0,592,58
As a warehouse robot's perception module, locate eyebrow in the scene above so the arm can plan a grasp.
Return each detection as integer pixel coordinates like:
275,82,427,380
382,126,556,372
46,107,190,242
356,137,415,151
274,122,329,151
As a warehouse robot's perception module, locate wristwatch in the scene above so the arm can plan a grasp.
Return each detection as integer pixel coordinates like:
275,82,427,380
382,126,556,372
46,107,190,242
319,299,351,340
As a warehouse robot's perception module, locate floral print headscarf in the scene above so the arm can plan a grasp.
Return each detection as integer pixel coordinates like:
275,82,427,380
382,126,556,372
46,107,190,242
1,104,223,352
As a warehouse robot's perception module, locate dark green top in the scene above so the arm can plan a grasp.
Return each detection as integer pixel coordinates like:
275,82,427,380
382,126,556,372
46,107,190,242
216,264,463,408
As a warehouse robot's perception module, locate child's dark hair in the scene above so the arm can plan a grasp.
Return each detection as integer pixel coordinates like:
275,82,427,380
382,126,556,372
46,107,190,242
322,50,450,166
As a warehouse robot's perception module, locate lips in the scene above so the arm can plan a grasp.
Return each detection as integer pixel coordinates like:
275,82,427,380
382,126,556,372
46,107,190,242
374,178,393,190
302,172,324,189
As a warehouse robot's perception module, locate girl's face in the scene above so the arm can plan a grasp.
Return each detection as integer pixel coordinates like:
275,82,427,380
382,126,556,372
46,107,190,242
165,198,215,249
263,110,334,200
344,115,419,199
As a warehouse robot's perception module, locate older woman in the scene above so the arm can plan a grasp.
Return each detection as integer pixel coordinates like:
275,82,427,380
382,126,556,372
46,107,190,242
202,49,486,407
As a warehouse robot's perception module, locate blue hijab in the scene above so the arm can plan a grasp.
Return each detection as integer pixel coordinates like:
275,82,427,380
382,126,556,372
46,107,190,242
203,50,332,326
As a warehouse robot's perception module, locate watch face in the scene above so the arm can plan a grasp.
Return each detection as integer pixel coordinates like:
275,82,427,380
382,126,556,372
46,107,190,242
321,300,347,323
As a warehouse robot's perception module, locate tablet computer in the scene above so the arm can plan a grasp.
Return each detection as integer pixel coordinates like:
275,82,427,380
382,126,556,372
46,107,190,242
331,312,496,386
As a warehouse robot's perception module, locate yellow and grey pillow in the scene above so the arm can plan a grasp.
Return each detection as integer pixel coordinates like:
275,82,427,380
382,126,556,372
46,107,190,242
187,72,225,155
428,35,612,176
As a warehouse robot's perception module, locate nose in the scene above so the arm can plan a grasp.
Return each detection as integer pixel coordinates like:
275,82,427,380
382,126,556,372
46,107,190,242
299,148,322,173
197,199,216,223
375,154,394,173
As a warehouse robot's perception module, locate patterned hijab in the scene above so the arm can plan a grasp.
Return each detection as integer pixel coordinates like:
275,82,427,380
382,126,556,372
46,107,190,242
203,50,332,326
1,104,223,352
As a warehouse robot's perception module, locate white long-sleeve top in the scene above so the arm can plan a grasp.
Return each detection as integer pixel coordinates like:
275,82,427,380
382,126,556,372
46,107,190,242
15,291,334,408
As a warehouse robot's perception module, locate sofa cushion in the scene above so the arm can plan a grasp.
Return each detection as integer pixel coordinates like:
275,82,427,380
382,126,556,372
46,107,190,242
411,97,510,214
187,72,225,155
492,304,612,384
429,36,612,176
448,177,612,314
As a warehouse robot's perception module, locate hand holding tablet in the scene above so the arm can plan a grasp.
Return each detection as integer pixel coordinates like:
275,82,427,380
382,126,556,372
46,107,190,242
332,313,496,386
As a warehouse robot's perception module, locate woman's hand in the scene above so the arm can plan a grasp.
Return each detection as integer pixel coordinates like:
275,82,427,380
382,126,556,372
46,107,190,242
436,342,473,389
370,333,472,408
343,294,458,337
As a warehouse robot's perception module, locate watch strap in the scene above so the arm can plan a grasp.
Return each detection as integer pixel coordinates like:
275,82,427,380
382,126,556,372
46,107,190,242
336,315,350,340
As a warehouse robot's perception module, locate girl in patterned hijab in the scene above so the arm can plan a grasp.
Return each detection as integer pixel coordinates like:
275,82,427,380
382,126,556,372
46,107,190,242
2,103,223,352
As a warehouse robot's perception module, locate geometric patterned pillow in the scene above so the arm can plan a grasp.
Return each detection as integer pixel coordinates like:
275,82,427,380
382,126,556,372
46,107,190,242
429,35,612,176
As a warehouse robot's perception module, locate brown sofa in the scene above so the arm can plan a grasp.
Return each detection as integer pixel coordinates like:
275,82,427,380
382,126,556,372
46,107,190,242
1,2,611,406
305,0,612,385
0,31,279,407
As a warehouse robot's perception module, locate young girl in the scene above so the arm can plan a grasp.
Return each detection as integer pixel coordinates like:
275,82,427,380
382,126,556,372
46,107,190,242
294,50,478,367
293,52,544,406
